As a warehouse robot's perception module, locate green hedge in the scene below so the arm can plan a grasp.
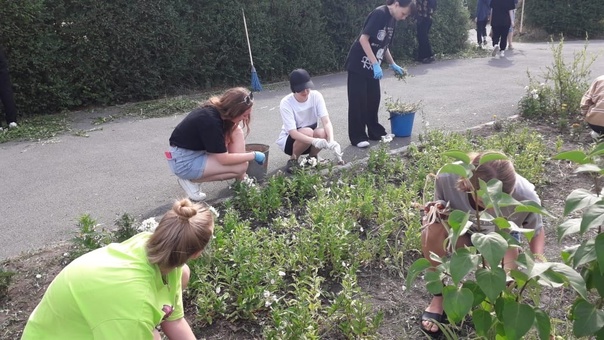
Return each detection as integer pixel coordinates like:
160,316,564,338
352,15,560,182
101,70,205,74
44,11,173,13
0,0,469,117
524,0,604,37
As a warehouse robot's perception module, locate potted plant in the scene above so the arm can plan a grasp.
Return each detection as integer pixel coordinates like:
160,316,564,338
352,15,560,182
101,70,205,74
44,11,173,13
384,95,422,137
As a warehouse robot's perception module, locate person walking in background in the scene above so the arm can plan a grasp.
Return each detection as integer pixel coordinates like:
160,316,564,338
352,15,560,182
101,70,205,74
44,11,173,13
23,199,214,340
507,0,519,49
415,0,437,63
580,75,604,140
345,0,414,148
0,46,19,130
475,0,491,48
489,0,516,58
167,87,265,201
276,69,342,173
419,152,545,336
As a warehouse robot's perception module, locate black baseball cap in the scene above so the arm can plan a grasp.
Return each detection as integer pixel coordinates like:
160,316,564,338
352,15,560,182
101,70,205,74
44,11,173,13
289,69,314,93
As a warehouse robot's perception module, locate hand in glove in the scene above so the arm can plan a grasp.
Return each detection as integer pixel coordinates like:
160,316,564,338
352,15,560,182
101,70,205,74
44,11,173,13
328,141,344,164
372,62,383,79
390,63,405,76
311,138,329,149
253,151,266,165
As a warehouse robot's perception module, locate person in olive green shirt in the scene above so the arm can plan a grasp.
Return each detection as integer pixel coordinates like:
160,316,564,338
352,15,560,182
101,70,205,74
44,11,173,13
22,199,214,339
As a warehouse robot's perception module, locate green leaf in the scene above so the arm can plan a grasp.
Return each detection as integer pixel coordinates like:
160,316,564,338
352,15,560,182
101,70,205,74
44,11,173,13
439,163,472,178
580,202,604,234
476,267,506,302
492,217,511,229
450,248,476,284
462,281,487,308
534,308,552,340
557,218,581,242
573,239,596,268
502,300,535,340
425,270,444,295
548,263,588,299
472,233,508,268
472,309,493,337
553,150,588,164
405,258,431,289
563,189,601,216
447,209,472,253
588,143,604,157
597,234,604,275
442,285,473,324
515,200,554,218
442,150,471,164
478,152,508,165
573,299,604,337
576,164,603,174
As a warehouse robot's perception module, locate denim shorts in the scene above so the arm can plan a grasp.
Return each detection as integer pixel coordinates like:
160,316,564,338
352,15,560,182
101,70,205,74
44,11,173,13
166,146,207,180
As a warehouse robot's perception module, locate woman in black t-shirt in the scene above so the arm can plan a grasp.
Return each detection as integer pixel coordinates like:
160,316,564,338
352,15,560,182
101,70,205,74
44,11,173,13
344,0,415,148
167,87,265,201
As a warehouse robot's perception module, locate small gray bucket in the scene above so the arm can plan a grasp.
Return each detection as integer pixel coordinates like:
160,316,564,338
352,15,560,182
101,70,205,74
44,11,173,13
245,143,270,182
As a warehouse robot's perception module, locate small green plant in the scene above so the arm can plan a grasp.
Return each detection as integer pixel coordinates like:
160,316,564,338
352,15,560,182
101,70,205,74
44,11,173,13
553,142,604,338
70,214,112,260
519,36,599,129
0,268,15,300
384,94,422,115
113,213,139,242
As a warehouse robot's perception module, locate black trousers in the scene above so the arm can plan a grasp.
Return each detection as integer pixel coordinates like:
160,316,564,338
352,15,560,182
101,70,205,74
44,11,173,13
347,71,386,145
0,47,17,125
491,25,510,51
416,17,433,60
476,20,488,44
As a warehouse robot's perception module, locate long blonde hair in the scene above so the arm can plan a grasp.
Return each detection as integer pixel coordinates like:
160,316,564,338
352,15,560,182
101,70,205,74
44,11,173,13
146,199,214,270
203,87,252,143
456,152,516,194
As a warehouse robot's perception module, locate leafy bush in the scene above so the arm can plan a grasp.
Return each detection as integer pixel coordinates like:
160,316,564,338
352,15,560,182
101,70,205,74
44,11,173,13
554,142,604,338
524,0,604,37
519,37,598,130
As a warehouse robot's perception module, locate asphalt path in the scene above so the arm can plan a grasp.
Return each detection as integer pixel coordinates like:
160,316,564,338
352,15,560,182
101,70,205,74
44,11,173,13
2,39,604,260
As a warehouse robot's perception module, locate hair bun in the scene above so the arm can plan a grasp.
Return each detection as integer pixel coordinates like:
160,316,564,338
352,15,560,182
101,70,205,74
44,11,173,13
173,199,198,220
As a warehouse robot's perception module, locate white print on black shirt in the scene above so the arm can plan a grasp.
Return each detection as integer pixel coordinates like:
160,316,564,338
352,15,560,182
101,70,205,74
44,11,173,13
361,56,373,70
377,29,386,41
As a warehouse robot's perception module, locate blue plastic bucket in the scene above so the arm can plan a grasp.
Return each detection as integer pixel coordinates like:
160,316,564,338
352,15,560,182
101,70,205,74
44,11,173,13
389,112,415,137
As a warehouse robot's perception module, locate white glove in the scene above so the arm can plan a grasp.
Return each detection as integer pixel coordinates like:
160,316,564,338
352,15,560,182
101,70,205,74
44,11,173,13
327,141,344,163
311,138,329,149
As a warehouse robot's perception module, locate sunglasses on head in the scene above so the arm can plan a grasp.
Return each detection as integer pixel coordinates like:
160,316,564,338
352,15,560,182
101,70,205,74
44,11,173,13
241,92,254,106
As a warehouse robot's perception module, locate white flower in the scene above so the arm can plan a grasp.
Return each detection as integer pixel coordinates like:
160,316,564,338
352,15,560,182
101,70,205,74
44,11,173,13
263,290,271,298
36,274,42,279
278,271,286,277
360,227,364,232
216,286,221,294
270,279,275,284
138,217,158,232
265,300,273,307
532,94,539,100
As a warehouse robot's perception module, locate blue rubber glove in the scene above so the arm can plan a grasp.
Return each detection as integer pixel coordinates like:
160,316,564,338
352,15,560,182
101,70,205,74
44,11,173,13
372,62,383,79
253,151,266,165
390,63,405,76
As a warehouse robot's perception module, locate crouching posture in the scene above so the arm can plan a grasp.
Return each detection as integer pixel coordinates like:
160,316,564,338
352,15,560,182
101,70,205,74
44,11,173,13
419,152,545,335
22,199,214,339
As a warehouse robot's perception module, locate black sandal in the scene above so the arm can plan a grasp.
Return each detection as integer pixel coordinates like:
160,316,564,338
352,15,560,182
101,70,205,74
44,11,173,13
420,294,448,337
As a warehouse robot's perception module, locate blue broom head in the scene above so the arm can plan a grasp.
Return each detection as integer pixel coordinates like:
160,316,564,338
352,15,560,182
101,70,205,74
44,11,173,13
251,66,262,92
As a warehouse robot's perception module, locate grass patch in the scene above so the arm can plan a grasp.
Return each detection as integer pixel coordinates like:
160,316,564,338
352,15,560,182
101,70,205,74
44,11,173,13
0,113,70,143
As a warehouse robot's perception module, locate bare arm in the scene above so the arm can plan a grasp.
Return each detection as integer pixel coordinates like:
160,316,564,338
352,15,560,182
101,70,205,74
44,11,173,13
161,317,196,340
288,129,316,144
211,151,256,166
383,48,395,65
359,34,378,65
320,116,335,142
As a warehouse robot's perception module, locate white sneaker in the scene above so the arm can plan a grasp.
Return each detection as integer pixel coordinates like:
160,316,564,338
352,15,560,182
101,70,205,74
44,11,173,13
500,50,505,57
177,178,206,201
356,141,370,148
491,45,500,57
8,122,17,128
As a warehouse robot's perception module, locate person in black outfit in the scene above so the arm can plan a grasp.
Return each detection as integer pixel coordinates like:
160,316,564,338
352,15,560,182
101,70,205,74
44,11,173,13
490,0,516,57
416,0,437,64
345,0,415,148
0,46,19,129
167,87,265,201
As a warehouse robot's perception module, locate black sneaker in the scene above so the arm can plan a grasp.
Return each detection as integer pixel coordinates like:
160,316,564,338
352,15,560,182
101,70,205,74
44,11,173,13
286,159,300,174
